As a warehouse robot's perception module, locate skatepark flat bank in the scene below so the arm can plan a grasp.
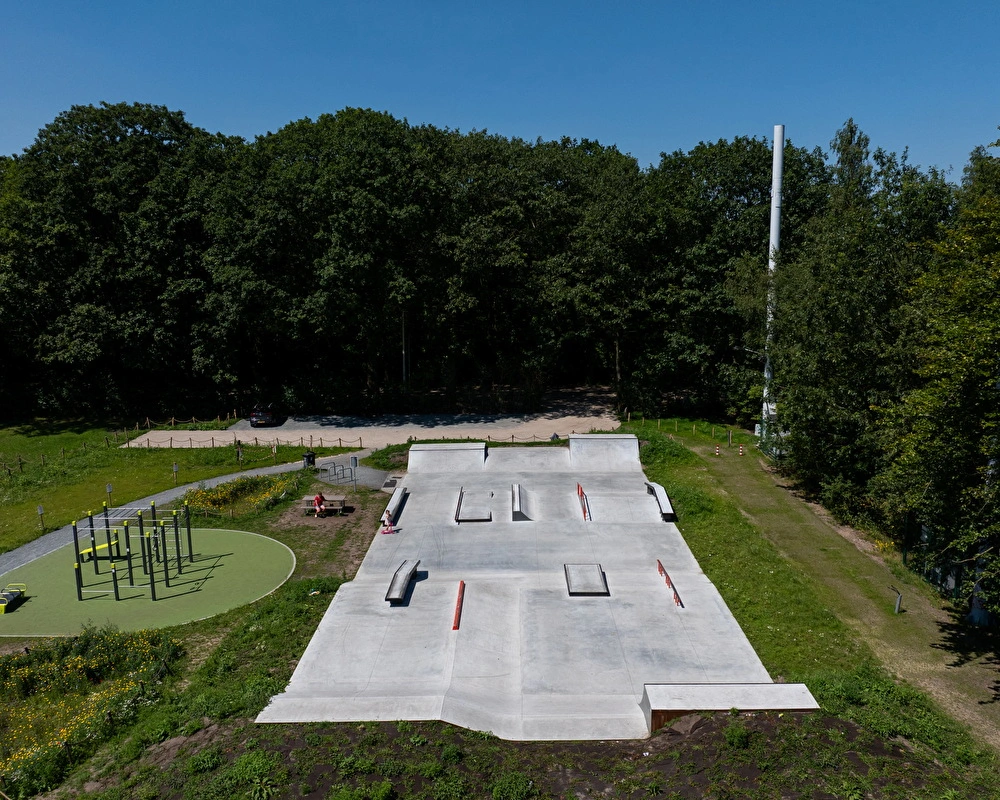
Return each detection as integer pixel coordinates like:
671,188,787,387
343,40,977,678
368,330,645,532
257,435,817,740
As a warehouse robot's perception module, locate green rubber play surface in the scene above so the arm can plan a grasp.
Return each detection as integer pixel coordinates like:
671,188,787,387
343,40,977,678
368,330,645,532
0,529,295,636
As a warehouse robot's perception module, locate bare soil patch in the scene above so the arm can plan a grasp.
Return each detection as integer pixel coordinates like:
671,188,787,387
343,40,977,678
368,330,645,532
112,711,975,800
272,484,385,581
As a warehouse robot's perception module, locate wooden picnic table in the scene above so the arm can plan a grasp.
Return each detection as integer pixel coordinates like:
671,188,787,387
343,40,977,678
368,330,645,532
302,494,346,516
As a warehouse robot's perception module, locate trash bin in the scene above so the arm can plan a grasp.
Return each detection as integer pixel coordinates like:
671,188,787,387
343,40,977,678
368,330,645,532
302,450,316,468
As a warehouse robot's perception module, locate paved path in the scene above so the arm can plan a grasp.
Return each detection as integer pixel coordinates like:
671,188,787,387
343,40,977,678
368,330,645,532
0,451,386,579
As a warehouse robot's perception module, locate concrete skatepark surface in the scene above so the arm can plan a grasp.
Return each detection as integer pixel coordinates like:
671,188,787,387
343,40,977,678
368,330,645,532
258,435,817,740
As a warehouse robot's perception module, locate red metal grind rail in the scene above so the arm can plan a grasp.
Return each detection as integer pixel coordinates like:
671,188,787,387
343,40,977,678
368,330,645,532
452,580,466,630
656,560,684,608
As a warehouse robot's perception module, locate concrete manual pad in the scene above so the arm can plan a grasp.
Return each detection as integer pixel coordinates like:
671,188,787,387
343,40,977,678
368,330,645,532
564,563,609,595
456,489,493,522
258,435,818,739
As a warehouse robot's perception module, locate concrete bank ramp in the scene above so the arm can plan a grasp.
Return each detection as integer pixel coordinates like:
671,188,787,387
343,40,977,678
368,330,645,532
568,434,641,471
640,684,819,731
408,442,486,473
408,436,640,474
486,447,570,472
511,483,574,522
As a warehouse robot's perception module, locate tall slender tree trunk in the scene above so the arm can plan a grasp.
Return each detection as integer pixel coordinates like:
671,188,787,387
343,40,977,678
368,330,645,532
615,336,621,387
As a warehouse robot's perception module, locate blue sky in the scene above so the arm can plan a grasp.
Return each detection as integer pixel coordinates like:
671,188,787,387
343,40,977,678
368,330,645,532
2,1,998,177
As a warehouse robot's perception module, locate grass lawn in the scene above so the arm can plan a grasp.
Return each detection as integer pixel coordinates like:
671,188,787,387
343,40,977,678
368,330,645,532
0,421,356,555
632,418,1000,755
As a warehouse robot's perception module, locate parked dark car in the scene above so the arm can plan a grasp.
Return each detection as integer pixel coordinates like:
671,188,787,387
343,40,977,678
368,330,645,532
249,404,277,427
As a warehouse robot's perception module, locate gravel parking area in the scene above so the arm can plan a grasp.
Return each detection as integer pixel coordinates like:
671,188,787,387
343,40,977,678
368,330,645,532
129,388,619,449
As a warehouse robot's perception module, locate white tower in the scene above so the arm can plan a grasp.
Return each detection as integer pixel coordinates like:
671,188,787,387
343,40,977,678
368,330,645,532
761,124,784,449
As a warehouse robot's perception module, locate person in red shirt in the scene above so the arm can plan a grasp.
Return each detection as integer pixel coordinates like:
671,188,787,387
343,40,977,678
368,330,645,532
314,493,327,516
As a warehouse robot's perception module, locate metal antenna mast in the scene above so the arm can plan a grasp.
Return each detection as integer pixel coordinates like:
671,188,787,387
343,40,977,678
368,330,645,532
761,124,784,450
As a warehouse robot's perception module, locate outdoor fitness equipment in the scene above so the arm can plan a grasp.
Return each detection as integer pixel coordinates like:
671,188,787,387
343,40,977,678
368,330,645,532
71,502,196,602
0,584,27,614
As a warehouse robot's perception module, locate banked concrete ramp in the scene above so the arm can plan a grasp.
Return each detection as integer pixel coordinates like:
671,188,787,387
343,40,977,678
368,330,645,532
258,435,818,739
408,442,487,473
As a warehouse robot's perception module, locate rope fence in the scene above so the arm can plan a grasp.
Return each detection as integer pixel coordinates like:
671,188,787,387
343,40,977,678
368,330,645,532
125,435,365,449
2,426,614,477
127,431,585,449
131,412,240,430
1,410,241,476
0,429,363,476
0,433,132,476
483,433,576,442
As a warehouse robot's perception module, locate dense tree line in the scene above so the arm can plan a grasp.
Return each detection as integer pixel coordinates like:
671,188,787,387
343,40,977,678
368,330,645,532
770,123,999,618
0,102,830,419
2,101,998,615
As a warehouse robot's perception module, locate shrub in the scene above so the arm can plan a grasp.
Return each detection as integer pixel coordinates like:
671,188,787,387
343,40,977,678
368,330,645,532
375,758,405,777
433,774,468,800
490,770,537,800
724,722,751,749
0,626,181,700
182,473,303,515
417,759,444,779
196,750,285,800
440,743,462,763
187,746,224,774
369,780,396,800
326,782,395,800
0,626,182,799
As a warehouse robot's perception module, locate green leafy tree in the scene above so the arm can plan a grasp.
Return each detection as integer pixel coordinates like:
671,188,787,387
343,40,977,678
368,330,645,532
873,143,1000,613
644,136,829,417
0,155,41,414
0,102,227,414
198,108,444,413
773,120,954,515
557,140,650,408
